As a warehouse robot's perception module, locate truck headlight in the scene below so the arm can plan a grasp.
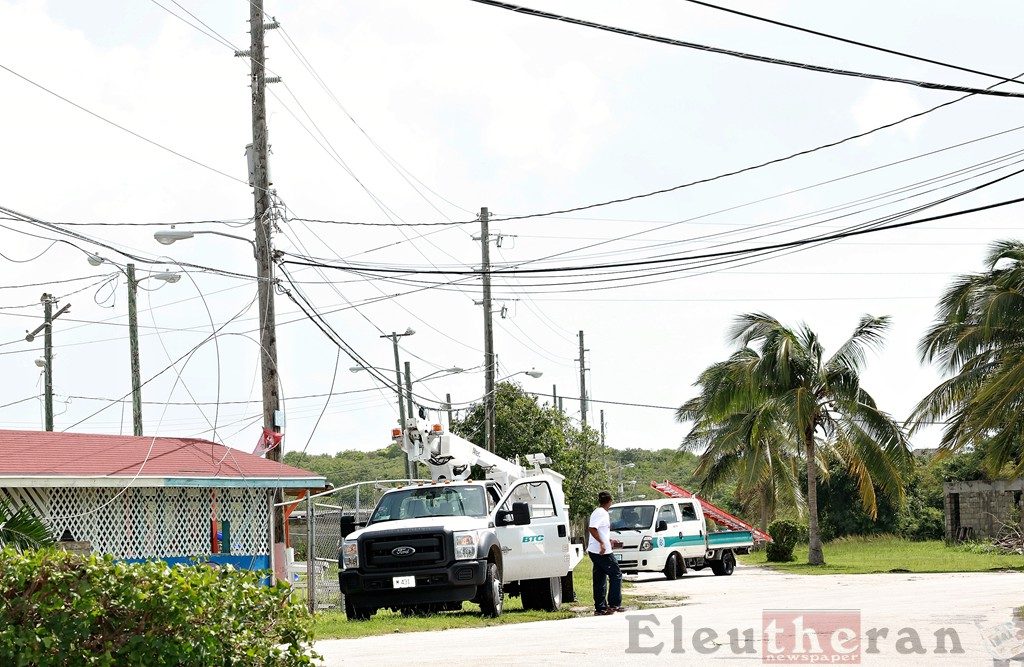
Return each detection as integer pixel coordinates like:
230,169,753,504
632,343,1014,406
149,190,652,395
342,540,359,569
639,537,653,552
453,531,479,560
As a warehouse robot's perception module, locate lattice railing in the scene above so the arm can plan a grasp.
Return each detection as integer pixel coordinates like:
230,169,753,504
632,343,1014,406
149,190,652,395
2,486,270,558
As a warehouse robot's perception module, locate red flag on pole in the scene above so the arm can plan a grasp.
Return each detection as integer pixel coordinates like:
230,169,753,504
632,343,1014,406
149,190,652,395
253,427,283,457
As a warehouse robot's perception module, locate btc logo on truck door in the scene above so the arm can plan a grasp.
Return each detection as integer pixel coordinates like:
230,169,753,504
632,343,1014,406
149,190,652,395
522,535,545,543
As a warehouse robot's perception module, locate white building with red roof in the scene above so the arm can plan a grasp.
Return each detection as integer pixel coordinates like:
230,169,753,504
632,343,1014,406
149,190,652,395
0,429,326,573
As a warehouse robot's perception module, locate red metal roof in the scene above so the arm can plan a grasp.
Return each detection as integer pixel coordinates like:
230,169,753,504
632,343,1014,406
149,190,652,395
0,430,325,484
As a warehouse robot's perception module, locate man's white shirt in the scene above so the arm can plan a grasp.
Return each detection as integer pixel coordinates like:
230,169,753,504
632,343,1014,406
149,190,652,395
587,506,611,554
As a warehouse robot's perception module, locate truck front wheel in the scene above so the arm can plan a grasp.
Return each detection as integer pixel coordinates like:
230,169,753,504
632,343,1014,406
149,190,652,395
478,562,504,617
710,550,736,576
663,552,684,580
344,594,374,621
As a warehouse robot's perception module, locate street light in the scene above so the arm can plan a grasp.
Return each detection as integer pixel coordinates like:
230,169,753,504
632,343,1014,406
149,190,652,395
497,368,544,382
349,365,464,382
153,229,256,254
87,254,180,435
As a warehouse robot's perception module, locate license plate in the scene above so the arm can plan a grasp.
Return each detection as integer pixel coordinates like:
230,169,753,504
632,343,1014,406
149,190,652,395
614,553,622,561
392,576,416,589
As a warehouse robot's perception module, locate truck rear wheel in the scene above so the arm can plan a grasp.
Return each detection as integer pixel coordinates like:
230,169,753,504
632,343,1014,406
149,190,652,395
478,562,503,617
521,576,563,611
344,595,373,621
663,553,683,580
560,571,576,603
711,550,736,576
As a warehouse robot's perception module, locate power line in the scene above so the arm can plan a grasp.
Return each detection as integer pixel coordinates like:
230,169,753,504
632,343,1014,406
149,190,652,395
284,190,1024,276
680,0,1024,87
466,0,1024,98
0,63,250,187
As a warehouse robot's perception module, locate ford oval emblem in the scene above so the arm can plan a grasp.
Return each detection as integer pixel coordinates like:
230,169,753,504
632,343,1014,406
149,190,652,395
392,546,416,557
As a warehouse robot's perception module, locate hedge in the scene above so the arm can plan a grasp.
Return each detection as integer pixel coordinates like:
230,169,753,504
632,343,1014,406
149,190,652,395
0,548,317,666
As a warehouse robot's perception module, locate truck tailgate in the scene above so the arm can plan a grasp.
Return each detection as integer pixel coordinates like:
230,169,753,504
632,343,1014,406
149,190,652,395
707,530,754,549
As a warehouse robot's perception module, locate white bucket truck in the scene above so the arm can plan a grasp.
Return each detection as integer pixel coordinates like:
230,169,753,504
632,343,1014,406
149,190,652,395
338,419,584,620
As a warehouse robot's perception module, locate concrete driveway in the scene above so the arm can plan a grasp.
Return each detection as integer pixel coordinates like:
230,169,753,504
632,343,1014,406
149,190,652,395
315,565,1024,665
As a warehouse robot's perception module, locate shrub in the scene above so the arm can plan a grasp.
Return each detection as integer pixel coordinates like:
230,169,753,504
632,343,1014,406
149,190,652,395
0,548,316,666
898,506,945,541
766,520,808,562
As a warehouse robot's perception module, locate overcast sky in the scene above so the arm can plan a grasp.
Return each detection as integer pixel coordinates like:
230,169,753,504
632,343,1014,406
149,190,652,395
2,0,1024,461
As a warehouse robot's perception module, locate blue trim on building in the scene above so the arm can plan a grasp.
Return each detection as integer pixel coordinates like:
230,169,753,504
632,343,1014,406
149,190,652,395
123,554,271,571
164,477,322,489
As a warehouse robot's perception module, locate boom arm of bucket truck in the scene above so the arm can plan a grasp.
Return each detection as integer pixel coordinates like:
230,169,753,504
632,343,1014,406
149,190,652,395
395,419,550,488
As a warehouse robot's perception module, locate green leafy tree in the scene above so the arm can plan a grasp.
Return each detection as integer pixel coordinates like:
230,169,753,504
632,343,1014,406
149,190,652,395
0,498,53,552
678,313,912,565
911,240,1024,475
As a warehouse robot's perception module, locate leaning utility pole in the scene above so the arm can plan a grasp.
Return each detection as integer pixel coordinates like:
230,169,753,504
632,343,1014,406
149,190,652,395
478,206,497,452
25,294,70,432
247,0,284,548
404,361,416,478
126,264,143,436
577,330,589,430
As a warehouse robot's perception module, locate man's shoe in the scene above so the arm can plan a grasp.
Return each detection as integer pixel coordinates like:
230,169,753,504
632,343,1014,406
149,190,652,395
594,608,615,616
611,606,627,613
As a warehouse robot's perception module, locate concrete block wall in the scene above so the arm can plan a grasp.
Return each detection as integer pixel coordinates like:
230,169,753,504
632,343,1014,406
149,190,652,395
944,479,1024,540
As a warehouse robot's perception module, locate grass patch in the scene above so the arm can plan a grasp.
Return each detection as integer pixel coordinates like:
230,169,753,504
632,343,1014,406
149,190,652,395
741,535,1024,574
313,557,680,639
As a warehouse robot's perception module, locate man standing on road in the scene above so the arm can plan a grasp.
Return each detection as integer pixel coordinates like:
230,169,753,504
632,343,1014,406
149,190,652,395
587,490,623,616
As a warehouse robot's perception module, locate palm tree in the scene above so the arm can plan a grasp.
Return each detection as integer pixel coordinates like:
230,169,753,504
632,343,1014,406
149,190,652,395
911,240,1024,475
678,352,805,531
678,313,912,565
0,498,53,552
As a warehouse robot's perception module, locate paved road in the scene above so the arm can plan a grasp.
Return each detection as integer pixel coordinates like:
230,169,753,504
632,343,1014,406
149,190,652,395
316,565,1024,665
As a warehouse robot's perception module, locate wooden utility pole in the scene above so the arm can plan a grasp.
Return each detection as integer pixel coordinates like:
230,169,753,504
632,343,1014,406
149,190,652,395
126,264,143,436
444,393,453,430
404,361,416,478
479,206,497,452
42,295,54,431
26,294,70,432
247,0,284,544
578,330,588,429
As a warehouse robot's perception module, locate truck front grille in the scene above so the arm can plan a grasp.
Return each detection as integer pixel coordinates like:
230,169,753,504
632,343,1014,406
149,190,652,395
364,533,446,570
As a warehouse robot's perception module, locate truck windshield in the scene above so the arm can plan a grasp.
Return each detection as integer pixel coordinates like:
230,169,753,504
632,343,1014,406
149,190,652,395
609,505,655,531
369,486,487,524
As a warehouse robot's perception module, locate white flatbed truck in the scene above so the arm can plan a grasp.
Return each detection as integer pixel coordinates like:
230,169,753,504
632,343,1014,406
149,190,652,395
609,481,771,579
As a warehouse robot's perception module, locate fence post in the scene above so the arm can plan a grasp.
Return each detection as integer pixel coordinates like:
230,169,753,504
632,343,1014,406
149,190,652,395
306,492,315,614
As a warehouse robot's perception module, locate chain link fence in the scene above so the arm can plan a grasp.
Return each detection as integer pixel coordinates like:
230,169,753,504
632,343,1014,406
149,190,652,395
286,479,416,612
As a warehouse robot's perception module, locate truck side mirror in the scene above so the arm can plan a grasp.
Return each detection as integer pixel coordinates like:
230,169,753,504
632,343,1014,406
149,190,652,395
656,520,668,533
495,502,532,526
511,502,531,526
340,515,356,539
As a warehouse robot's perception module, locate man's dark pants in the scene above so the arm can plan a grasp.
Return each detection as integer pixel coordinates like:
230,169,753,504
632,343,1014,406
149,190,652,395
588,551,622,611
